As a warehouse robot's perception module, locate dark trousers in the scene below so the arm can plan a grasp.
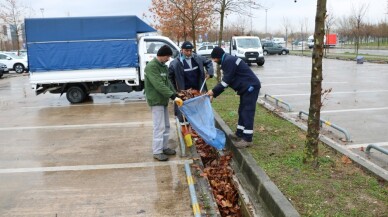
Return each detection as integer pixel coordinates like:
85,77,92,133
236,87,260,142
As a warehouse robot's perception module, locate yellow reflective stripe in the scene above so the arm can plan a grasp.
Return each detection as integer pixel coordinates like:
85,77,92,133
187,175,194,185
324,121,331,126
192,203,201,215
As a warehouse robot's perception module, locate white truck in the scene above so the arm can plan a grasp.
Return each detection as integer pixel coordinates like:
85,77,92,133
25,16,180,103
229,36,265,66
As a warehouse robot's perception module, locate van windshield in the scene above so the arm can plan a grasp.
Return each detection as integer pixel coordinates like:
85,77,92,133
236,38,261,49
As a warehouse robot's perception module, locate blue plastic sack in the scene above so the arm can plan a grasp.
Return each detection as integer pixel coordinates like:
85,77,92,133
179,95,225,150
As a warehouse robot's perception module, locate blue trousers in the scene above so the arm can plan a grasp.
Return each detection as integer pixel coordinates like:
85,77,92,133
236,86,260,142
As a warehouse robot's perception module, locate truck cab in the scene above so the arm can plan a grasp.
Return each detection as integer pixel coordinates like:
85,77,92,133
229,36,265,66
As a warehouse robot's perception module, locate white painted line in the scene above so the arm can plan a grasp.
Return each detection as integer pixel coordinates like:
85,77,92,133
0,159,194,174
22,100,146,109
261,76,311,79
321,107,388,114
0,121,154,131
262,90,388,98
346,142,388,149
262,81,347,87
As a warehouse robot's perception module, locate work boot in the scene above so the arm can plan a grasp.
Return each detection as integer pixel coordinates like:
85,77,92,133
163,148,176,155
229,134,242,142
234,139,252,149
153,153,168,161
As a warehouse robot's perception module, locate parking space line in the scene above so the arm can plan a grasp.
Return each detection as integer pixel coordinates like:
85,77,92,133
0,159,194,174
22,100,145,109
290,107,388,115
346,142,388,149
260,76,311,79
0,121,154,131
262,81,347,87
264,90,388,97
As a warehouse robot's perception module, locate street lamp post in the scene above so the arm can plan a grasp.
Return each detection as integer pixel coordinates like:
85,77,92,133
40,8,44,17
265,8,268,34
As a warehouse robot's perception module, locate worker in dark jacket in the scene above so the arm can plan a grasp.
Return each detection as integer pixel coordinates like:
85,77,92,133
207,47,261,148
169,41,214,122
144,45,183,161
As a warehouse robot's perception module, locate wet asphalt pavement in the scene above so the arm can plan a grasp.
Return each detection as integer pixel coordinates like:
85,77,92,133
0,73,193,216
254,55,388,175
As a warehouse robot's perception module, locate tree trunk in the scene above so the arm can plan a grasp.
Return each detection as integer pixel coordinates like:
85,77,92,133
303,0,327,167
216,0,226,83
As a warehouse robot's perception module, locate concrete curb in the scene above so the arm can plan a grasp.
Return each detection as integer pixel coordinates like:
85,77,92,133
213,111,300,217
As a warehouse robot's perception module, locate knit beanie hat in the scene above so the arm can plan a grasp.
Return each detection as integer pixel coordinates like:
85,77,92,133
181,41,193,49
157,45,173,56
211,47,225,59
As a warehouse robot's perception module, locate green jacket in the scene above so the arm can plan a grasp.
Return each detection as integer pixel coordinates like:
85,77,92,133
144,58,176,106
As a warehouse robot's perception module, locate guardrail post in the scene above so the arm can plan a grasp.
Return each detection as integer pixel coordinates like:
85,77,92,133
264,94,292,112
366,144,388,156
298,110,351,142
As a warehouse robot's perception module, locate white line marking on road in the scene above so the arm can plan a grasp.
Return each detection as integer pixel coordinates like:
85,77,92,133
22,100,146,109
0,160,194,174
346,142,388,149
290,107,388,115
320,107,388,114
262,90,388,97
261,76,311,79
262,81,347,87
0,121,154,131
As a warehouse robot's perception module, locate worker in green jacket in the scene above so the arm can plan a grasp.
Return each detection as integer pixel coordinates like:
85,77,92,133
144,45,183,161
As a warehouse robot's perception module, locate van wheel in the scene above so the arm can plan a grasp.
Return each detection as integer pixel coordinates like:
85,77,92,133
66,86,86,104
14,63,25,74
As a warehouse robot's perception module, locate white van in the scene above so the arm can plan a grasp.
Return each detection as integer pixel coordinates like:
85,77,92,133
229,36,265,66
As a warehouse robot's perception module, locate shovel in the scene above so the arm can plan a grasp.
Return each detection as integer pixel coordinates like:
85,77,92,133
199,77,208,93
182,115,193,147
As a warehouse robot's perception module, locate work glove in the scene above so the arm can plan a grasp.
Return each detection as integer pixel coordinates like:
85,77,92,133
174,97,183,107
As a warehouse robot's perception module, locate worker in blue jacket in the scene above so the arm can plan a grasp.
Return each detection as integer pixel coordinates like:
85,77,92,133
207,47,261,148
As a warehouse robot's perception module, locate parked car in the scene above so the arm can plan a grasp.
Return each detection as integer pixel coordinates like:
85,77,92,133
0,52,28,73
0,63,8,78
196,45,216,57
262,42,289,55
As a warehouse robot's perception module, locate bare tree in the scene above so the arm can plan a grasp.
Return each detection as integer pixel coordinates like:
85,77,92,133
303,0,327,167
324,11,336,56
351,3,369,57
213,0,262,81
0,0,27,52
281,17,291,47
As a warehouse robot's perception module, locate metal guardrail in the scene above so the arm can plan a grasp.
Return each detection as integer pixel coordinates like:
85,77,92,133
298,110,351,142
264,94,292,112
366,144,388,156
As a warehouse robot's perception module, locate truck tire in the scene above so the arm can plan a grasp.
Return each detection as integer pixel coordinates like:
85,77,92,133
66,86,87,104
263,50,268,55
281,50,287,55
0,71,3,78
257,61,265,66
14,63,25,74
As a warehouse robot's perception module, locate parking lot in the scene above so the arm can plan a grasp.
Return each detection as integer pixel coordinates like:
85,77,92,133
0,74,193,216
254,55,388,175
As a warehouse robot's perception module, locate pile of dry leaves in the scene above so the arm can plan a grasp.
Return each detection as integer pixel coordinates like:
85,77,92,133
179,89,241,217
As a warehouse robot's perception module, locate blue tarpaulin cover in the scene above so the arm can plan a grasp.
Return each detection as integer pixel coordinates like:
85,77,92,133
24,16,156,72
179,95,226,150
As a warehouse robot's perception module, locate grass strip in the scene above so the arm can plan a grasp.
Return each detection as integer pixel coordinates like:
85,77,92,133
207,79,388,217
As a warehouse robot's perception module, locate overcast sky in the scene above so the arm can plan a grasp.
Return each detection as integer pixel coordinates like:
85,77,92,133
21,0,387,34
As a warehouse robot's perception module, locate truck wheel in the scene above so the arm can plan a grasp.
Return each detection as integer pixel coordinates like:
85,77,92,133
14,63,25,74
0,72,3,78
66,86,86,104
257,61,264,66
282,50,287,55
263,50,268,55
